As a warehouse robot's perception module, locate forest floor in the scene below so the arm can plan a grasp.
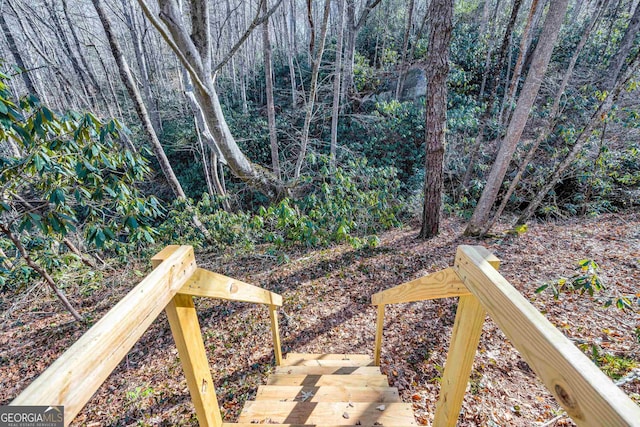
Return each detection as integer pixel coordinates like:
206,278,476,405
1,211,639,426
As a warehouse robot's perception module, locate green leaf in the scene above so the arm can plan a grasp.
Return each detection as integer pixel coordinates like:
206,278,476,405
535,284,549,293
49,188,65,205
125,216,139,230
95,229,106,248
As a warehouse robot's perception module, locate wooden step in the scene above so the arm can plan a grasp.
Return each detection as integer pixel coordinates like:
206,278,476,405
225,424,417,427
237,401,417,425
282,353,374,367
255,385,401,402
275,366,381,375
267,374,389,387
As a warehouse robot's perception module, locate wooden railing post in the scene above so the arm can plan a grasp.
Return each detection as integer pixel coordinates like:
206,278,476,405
269,305,283,366
374,304,385,366
153,250,222,427
433,249,499,427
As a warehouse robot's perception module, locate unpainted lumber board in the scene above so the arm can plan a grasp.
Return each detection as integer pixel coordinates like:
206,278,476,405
267,374,389,387
237,401,417,425
371,267,469,305
454,245,640,426
11,246,197,424
274,366,381,375
224,424,417,427
283,354,373,367
255,385,401,402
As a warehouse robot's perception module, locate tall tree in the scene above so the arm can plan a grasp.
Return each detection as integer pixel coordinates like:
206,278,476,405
484,0,607,233
294,0,331,179
0,8,39,97
330,0,346,171
138,0,287,200
516,3,640,225
419,0,453,239
465,0,570,236
461,0,524,190
262,0,281,180
342,0,383,100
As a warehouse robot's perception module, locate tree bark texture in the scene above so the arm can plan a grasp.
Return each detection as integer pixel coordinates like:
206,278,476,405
419,0,453,239
0,12,39,96
92,0,186,199
262,0,281,180
294,0,331,179
465,0,569,236
330,0,345,171
461,0,523,189
139,0,286,200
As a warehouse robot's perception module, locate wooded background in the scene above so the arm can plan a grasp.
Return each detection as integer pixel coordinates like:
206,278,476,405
0,0,639,316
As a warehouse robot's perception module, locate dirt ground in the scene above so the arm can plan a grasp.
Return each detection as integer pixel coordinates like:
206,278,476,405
1,212,639,426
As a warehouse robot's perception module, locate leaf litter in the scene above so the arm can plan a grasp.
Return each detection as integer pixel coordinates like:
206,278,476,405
1,212,639,426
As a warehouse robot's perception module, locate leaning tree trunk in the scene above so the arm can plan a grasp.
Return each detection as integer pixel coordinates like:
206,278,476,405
0,225,83,322
139,0,286,200
92,0,216,243
461,0,524,190
465,0,570,236
294,0,331,179
419,0,453,239
516,23,640,225
483,0,606,233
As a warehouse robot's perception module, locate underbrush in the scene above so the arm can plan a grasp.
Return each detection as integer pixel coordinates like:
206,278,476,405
156,158,408,254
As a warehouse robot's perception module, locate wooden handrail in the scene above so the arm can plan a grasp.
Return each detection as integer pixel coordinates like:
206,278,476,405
371,267,469,305
372,245,640,427
11,245,283,427
11,245,197,424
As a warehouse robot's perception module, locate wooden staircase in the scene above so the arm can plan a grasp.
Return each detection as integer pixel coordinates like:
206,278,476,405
225,353,417,426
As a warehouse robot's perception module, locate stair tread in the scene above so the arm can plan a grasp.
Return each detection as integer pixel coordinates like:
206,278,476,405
237,401,417,425
275,366,381,375
267,374,389,387
283,354,374,367
255,385,401,402
225,424,417,427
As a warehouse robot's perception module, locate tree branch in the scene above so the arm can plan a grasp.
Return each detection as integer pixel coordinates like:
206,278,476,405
213,0,283,74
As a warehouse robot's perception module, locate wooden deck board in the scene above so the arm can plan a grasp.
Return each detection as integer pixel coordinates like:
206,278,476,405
266,374,389,387
282,354,374,367
237,401,417,425
255,385,401,403
274,366,381,375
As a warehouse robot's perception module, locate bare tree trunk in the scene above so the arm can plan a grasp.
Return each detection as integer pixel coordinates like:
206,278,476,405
0,225,83,322
122,0,162,132
604,1,640,90
262,0,281,180
284,1,297,107
341,0,383,100
419,0,453,239
0,12,39,96
395,0,415,99
516,13,640,224
139,0,286,199
499,0,540,124
93,0,185,199
294,0,331,179
465,0,569,236
330,0,345,172
484,0,606,233
461,0,523,190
